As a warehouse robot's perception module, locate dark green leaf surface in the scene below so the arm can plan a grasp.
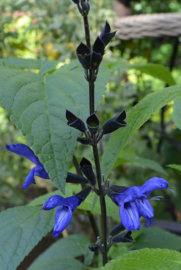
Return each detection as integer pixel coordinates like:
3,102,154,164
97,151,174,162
132,227,181,250
28,234,92,270
167,164,181,171
1,58,59,74
101,249,181,270
172,98,181,130
0,206,54,270
0,62,110,192
0,61,21,70
0,58,41,69
101,85,181,180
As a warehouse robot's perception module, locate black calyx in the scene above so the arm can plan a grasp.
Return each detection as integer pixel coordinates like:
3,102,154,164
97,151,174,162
72,0,79,4
88,244,100,252
66,172,88,184
77,137,92,145
106,185,128,201
75,186,92,201
80,157,96,186
86,113,100,134
102,110,128,135
100,21,116,47
109,222,125,237
112,231,134,243
76,42,91,70
66,110,86,133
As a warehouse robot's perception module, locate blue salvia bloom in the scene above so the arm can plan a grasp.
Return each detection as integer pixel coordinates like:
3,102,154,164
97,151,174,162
6,144,49,190
112,177,176,231
42,187,91,237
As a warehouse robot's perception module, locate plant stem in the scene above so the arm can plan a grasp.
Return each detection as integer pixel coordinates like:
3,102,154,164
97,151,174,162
81,8,108,266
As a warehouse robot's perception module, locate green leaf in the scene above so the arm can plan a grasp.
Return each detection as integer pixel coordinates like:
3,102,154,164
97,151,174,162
0,61,21,70
101,249,181,270
166,164,181,171
1,58,59,74
0,62,110,192
132,227,181,250
131,63,176,86
172,98,181,129
0,206,54,270
29,258,84,270
118,156,168,175
38,60,59,75
101,84,181,180
111,62,175,85
1,58,41,69
28,234,92,270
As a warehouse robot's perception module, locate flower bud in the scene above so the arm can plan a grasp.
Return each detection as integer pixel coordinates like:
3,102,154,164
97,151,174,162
66,172,88,184
109,222,125,237
66,110,86,133
80,158,96,186
76,42,91,70
102,110,128,134
100,21,116,47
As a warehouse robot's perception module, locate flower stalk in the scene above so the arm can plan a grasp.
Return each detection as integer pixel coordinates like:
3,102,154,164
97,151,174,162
79,3,108,265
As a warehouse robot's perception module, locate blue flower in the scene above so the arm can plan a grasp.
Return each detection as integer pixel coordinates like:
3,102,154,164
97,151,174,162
42,187,91,237
6,144,49,190
111,177,176,231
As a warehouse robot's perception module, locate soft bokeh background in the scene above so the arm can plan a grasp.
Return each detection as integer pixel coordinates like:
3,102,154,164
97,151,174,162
1,0,181,268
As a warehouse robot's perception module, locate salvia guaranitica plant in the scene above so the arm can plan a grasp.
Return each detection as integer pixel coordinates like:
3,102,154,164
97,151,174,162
0,0,180,269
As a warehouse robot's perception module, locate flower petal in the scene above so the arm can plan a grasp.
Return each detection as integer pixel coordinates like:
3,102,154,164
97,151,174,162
6,144,41,166
43,195,66,210
140,177,169,196
135,197,154,219
22,166,36,190
64,196,81,211
34,165,49,179
53,205,72,237
167,188,178,198
119,202,140,231
146,218,153,227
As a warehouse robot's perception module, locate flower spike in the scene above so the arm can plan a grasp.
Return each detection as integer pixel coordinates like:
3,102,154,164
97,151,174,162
102,110,128,134
80,157,96,186
66,110,86,133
